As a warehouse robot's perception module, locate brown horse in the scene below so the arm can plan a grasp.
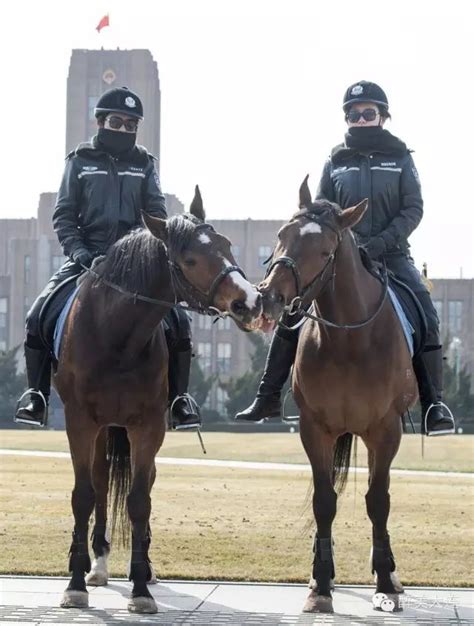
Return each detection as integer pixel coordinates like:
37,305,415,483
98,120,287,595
258,177,417,614
55,188,262,614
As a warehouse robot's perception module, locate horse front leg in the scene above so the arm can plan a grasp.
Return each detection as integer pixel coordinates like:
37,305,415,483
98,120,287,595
86,427,111,586
364,417,404,612
61,416,99,609
300,417,337,614
126,420,166,614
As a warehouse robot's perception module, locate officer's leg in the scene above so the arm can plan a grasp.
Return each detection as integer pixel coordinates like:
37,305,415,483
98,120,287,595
165,306,201,430
15,261,83,427
235,314,300,422
386,254,455,436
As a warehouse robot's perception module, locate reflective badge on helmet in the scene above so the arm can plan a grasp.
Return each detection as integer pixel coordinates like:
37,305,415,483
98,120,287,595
125,96,136,108
351,85,364,96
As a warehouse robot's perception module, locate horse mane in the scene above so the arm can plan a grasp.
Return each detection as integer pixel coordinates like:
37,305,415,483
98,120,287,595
94,214,204,294
295,199,343,220
96,228,167,294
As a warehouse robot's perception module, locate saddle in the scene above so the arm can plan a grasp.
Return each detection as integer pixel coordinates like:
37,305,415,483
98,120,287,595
38,274,81,358
360,249,427,357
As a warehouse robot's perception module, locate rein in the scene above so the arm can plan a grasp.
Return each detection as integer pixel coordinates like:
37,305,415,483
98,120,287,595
266,211,389,331
81,223,246,318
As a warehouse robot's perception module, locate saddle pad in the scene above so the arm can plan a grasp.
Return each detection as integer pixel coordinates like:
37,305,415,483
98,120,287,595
387,286,414,357
53,286,81,359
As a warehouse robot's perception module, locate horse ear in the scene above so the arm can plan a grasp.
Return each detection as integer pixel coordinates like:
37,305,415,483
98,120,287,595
336,199,368,230
298,175,312,209
142,212,168,244
189,185,206,222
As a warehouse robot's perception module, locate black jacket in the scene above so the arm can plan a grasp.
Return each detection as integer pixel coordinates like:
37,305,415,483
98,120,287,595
316,141,423,253
53,138,167,258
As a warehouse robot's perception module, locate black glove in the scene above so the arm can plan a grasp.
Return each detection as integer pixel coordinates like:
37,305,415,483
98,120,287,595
364,237,386,260
72,247,95,268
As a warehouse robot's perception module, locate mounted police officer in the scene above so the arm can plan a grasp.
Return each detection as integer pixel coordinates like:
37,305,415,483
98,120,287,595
237,80,455,437
15,86,201,431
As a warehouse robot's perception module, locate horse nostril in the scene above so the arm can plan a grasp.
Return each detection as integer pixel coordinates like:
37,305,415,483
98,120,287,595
231,299,247,316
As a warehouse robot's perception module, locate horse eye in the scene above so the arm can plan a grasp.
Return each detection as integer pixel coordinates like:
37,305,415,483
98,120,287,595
321,251,331,258
184,258,196,267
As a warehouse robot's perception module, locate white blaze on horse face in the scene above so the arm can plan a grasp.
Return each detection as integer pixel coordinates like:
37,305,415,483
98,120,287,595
223,259,259,309
198,233,211,245
300,222,322,236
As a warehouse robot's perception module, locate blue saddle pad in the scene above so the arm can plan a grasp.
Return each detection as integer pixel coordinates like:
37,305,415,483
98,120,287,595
53,286,81,359
387,286,414,356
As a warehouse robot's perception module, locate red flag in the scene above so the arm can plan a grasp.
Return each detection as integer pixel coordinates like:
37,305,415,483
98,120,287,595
96,14,110,33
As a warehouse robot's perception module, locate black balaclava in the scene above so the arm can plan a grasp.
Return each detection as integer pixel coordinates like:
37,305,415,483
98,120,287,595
344,126,407,155
97,127,136,156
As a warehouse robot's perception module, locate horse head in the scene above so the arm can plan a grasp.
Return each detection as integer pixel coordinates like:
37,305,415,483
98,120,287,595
143,186,262,331
258,176,368,321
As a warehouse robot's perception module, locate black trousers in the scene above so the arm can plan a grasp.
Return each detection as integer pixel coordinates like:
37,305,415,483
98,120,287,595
385,253,440,347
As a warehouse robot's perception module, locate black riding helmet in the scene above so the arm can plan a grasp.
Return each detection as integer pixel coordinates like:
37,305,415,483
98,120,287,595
343,81,389,117
94,86,144,120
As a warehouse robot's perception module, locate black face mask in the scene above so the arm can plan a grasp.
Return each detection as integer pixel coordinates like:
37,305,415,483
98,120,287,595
97,128,136,155
345,126,407,155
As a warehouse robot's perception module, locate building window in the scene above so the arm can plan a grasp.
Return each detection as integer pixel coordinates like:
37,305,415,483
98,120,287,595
217,315,231,331
0,298,7,349
51,254,65,273
197,342,212,374
198,315,213,331
88,96,99,121
217,342,232,374
448,301,463,333
0,340,6,352
231,245,240,263
24,255,31,285
216,387,228,415
258,245,272,266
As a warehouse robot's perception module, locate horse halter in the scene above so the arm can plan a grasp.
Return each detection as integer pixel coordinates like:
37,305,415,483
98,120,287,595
168,223,247,316
264,211,342,315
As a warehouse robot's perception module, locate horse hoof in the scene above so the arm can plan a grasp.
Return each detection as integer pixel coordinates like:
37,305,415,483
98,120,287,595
303,590,334,613
60,590,89,608
374,571,404,594
373,592,402,612
128,596,158,614
85,570,108,586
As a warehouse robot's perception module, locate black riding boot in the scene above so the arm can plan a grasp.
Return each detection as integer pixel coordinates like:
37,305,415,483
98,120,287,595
413,346,455,436
168,346,201,430
14,343,51,427
235,327,298,422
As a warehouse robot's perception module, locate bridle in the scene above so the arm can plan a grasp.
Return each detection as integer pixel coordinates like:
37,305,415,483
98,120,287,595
83,221,246,319
264,210,388,331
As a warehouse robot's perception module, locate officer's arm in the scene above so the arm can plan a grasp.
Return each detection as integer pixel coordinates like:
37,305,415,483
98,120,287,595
315,159,335,202
52,157,84,258
378,154,424,249
143,159,167,219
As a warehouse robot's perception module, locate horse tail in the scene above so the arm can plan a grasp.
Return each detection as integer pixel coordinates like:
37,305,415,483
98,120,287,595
107,426,131,546
332,433,353,494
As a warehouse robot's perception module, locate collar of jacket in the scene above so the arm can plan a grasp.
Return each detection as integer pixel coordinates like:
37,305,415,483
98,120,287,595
330,136,410,166
69,137,152,167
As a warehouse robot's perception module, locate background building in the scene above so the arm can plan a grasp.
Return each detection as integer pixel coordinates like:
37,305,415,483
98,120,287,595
66,49,161,161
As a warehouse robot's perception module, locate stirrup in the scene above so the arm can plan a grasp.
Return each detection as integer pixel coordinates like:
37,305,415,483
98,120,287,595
281,388,299,424
170,394,201,431
14,389,49,427
424,402,455,437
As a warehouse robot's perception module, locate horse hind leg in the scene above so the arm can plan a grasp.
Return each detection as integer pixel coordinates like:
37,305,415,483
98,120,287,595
86,428,111,587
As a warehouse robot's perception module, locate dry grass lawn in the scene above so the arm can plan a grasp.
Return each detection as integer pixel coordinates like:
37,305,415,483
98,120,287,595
0,454,472,586
1,430,473,472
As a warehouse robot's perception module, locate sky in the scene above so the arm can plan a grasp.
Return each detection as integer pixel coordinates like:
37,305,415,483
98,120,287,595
1,0,473,278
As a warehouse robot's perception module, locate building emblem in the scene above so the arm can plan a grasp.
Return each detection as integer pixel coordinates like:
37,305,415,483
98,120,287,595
102,69,116,85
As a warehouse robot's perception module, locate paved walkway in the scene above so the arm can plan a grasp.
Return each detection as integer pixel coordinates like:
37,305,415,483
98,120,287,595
0,577,472,624
1,449,473,479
